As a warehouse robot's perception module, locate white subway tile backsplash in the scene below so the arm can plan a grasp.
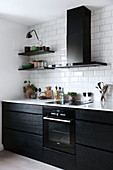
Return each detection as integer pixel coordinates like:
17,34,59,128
105,70,112,76
89,76,100,83
49,20,57,26
94,8,105,14
49,30,57,36
100,76,111,82
105,5,113,12
71,77,79,82
105,44,113,50
38,28,45,33
78,67,89,71
100,11,111,19
91,39,99,45
57,28,65,34
62,77,69,83
91,21,95,27
106,17,113,24
84,71,94,76
91,26,99,33
95,19,106,26
92,51,100,57
92,14,99,21
79,77,89,83
61,56,67,61
99,50,111,57
29,5,113,102
100,24,111,31
94,32,106,39
94,44,105,51
73,72,83,77
53,24,61,30
94,70,105,76
99,37,111,44
66,72,73,77
57,18,65,24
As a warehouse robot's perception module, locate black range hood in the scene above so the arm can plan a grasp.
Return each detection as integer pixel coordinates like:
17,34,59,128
66,6,107,67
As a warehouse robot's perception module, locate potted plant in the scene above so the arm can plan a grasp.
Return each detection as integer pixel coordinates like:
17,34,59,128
23,80,37,98
32,60,38,68
67,92,77,101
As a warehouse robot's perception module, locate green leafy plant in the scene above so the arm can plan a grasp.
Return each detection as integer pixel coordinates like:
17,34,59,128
32,59,38,62
23,80,37,93
67,92,77,98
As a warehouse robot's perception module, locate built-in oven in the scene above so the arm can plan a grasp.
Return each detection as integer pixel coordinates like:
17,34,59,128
43,106,75,154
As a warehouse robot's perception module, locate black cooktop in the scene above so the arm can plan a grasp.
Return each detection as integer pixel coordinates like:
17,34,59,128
46,100,92,106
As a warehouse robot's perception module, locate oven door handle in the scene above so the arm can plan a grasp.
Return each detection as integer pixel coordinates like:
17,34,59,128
43,116,72,123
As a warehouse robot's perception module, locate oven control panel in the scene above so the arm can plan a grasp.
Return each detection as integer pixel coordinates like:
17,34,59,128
43,106,75,119
50,112,66,117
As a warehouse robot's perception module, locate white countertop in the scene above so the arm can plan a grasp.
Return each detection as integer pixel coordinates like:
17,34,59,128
2,99,113,112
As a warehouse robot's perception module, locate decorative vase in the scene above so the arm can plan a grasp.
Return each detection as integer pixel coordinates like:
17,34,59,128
70,97,76,102
25,85,34,99
69,96,76,103
33,61,38,68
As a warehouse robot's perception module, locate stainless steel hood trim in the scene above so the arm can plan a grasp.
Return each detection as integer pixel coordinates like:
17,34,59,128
52,61,107,68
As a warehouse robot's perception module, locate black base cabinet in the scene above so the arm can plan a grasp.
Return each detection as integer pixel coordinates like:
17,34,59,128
76,144,113,170
3,129,43,161
2,102,43,161
43,147,76,170
3,102,113,170
76,109,113,170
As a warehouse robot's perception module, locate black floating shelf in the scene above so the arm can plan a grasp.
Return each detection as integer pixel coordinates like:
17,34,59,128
18,62,107,71
18,67,55,71
18,50,55,56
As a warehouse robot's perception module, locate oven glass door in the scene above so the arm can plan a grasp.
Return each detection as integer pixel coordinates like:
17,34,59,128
43,117,75,154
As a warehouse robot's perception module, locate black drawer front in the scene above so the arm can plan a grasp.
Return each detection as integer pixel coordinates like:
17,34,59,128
3,102,42,114
3,129,43,161
43,147,75,170
76,120,113,152
76,144,113,170
76,109,113,124
3,111,43,135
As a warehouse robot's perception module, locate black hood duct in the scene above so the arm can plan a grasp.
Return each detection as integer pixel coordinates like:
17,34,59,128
67,6,107,67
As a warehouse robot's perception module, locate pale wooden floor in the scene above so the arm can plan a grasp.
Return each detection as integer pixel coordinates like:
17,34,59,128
0,150,62,170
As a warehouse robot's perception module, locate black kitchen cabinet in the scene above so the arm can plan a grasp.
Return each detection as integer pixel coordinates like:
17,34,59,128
76,109,113,124
43,147,75,170
76,109,113,170
76,144,113,170
3,129,43,160
2,102,113,170
3,102,42,114
76,120,113,152
2,102,43,161
3,110,42,135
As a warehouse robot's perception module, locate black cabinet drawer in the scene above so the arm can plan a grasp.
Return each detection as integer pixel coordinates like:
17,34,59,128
76,144,113,170
3,129,43,161
43,147,75,170
3,111,42,135
76,120,113,152
76,109,113,124
2,102,42,114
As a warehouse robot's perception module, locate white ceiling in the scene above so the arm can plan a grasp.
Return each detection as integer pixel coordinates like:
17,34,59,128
0,0,112,26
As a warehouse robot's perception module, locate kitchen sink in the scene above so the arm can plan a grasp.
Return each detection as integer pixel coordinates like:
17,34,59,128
46,100,93,106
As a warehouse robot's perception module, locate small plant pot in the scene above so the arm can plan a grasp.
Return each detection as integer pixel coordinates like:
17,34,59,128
69,96,76,102
33,61,38,68
25,86,34,98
